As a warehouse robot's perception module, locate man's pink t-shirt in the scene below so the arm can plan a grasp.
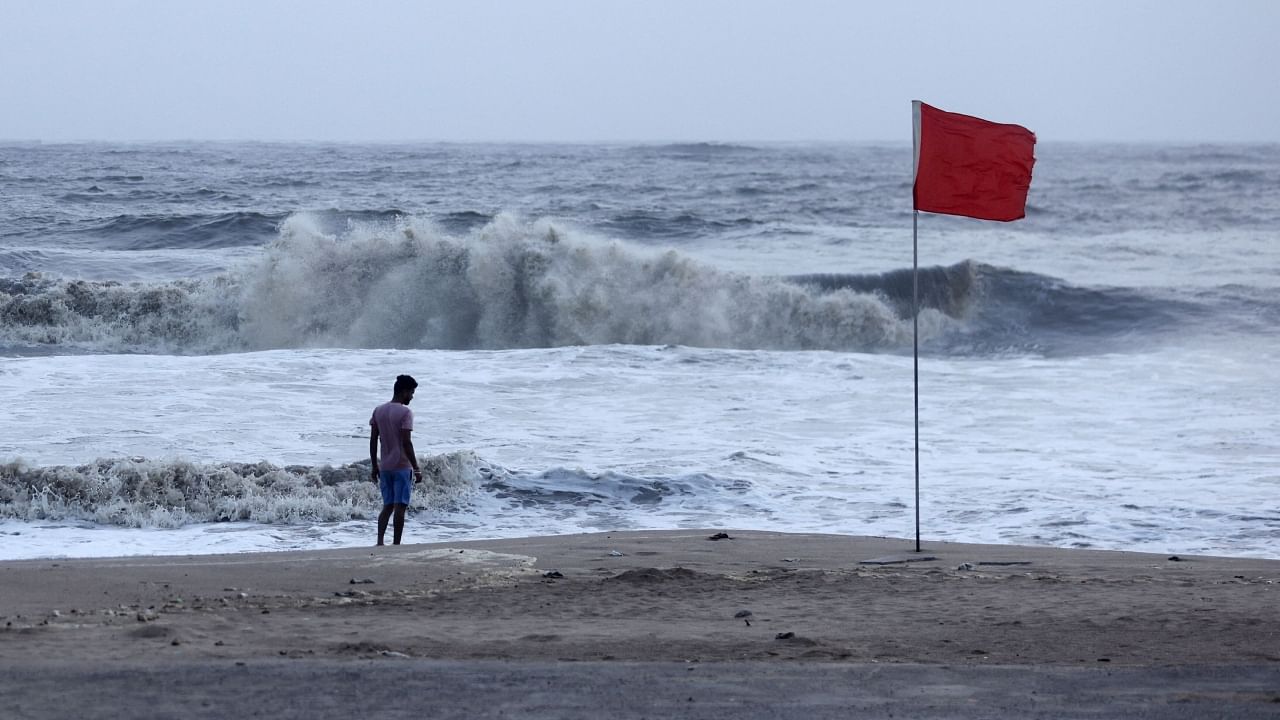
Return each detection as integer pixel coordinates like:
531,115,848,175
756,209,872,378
370,402,415,471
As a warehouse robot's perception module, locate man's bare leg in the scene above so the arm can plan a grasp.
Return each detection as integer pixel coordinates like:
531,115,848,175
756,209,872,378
377,504,394,546
392,504,408,545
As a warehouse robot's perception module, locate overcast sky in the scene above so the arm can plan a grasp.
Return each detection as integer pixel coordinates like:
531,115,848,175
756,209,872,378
2,0,1277,143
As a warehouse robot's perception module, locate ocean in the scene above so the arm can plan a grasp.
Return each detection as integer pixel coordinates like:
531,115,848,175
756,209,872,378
1,141,1277,560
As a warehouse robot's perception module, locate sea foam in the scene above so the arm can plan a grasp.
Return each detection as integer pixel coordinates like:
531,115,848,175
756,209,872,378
0,452,480,527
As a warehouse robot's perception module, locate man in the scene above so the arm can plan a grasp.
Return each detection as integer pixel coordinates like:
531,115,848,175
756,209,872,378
369,374,423,545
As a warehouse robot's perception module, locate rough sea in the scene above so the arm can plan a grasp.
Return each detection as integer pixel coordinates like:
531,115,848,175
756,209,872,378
1,141,1277,560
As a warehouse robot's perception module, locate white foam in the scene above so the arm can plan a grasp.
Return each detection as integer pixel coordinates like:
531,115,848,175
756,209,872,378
1,342,1277,559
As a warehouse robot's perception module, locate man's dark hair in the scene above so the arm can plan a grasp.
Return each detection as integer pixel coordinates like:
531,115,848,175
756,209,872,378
393,375,418,395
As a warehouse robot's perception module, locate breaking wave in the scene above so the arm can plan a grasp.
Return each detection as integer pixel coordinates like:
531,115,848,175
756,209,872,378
0,452,759,530
0,451,481,527
0,213,937,354
1,211,1236,357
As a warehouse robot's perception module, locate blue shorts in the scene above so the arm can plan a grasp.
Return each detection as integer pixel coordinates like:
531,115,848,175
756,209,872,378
379,469,413,506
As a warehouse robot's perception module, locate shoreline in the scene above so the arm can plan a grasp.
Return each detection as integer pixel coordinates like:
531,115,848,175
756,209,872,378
3,529,1278,668
4,530,1279,717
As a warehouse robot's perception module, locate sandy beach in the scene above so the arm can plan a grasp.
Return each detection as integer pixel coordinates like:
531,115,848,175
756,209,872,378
3,530,1279,717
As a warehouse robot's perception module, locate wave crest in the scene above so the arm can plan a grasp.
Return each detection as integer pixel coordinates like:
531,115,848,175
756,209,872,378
2,213,936,354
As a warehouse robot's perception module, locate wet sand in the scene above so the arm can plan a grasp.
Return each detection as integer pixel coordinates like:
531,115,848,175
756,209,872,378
2,530,1278,717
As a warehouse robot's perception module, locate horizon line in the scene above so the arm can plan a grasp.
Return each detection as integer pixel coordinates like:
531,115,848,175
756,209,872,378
3,137,1278,147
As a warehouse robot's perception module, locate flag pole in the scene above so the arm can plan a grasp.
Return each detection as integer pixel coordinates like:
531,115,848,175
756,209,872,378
909,99,1035,555
911,100,922,554
912,209,920,553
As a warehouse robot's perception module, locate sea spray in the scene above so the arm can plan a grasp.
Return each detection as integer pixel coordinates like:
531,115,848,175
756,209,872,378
236,212,922,351
0,273,243,353
1,213,937,354
3,212,1221,357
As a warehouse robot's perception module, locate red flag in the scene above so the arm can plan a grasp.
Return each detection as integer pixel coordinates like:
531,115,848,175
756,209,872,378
912,101,1036,222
